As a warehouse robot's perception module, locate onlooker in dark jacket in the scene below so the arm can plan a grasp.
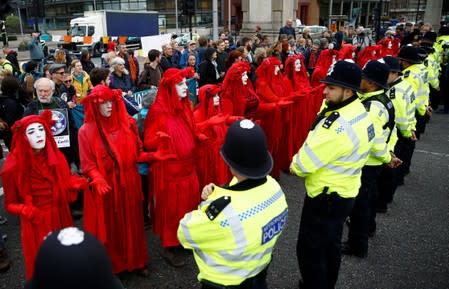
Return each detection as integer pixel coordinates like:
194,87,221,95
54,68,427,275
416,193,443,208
279,19,296,40
0,75,23,149
160,43,176,72
138,49,163,89
80,49,95,74
199,47,220,87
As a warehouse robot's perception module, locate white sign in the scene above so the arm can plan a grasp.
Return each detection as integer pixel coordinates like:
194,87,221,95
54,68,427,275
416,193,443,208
141,34,173,55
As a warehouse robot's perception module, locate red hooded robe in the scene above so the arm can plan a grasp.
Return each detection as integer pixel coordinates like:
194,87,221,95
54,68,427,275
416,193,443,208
194,84,232,187
143,68,200,248
78,85,149,273
2,111,86,279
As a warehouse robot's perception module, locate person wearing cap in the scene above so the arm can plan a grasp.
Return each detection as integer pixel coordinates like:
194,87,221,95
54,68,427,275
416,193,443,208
48,63,70,101
397,45,429,140
143,67,200,267
376,56,416,212
25,227,124,289
342,60,401,258
179,40,198,68
178,119,288,289
23,77,80,171
1,111,88,280
290,60,374,289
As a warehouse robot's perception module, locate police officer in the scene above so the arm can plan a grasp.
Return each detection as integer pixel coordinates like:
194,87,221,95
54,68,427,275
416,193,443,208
377,56,416,212
178,119,288,289
290,60,373,289
397,45,424,179
342,60,402,258
434,26,449,113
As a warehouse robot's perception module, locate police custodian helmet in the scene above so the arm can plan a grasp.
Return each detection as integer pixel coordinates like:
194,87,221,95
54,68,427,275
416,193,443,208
220,119,273,179
320,60,362,91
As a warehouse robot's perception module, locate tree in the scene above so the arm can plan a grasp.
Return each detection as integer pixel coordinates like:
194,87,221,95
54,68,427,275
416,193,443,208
5,15,19,33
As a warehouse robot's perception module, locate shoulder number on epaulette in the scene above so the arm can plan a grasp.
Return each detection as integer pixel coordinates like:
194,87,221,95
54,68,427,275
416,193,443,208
404,70,410,78
205,196,231,221
322,111,340,129
389,87,396,99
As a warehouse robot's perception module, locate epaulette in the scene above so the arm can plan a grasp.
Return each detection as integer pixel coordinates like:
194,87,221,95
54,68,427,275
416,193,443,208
403,70,410,78
322,111,339,129
205,196,231,221
363,101,372,112
389,87,396,99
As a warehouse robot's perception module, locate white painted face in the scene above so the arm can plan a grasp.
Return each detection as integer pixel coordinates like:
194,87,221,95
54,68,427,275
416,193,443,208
26,122,46,150
213,94,220,106
274,65,280,76
175,78,188,98
294,59,301,72
99,101,113,117
241,71,248,85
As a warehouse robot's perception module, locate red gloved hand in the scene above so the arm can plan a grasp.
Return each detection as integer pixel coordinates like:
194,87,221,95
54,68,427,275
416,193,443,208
226,115,244,125
137,151,177,162
278,100,294,107
21,205,41,224
197,133,209,142
207,114,227,126
69,175,89,191
91,178,111,196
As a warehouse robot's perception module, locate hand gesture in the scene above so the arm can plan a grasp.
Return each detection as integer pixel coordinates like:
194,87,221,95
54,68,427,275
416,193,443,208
201,183,215,200
91,178,111,196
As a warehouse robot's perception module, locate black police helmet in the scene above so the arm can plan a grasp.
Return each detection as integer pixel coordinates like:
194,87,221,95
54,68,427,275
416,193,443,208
220,119,273,179
362,60,390,90
397,45,422,64
26,227,123,289
382,56,402,74
320,60,362,91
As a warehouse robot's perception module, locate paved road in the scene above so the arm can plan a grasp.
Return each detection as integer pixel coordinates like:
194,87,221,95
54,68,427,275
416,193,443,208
1,113,448,289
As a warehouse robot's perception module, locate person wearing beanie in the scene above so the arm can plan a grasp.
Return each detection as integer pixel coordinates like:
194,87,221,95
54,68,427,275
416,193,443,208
178,119,288,289
79,85,159,276
290,60,374,289
342,60,401,259
376,56,416,213
1,111,88,280
25,227,124,289
143,67,200,267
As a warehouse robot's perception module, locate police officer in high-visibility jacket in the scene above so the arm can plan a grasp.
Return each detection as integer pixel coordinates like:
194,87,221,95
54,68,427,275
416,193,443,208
177,119,288,289
377,56,416,211
397,46,424,179
342,60,402,258
290,60,373,289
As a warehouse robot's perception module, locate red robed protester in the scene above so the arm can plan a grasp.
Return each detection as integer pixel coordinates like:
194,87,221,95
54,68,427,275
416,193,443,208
194,84,232,187
143,67,200,266
337,44,357,61
220,61,260,119
78,85,149,274
311,48,339,87
255,56,293,177
356,44,382,68
1,111,87,279
377,32,401,57
283,54,313,153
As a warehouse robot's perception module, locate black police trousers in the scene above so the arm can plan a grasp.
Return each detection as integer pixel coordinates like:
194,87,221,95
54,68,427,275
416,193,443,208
297,192,355,289
201,267,268,289
348,165,382,253
395,133,415,186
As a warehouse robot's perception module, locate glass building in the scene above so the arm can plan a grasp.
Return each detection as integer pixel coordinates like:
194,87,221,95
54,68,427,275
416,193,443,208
18,0,227,31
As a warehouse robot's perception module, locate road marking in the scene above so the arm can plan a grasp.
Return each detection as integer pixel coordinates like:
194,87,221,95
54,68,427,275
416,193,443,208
415,149,449,158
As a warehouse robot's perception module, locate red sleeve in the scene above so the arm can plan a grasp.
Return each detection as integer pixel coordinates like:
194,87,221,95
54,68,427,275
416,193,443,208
78,125,104,181
256,80,279,103
3,170,24,215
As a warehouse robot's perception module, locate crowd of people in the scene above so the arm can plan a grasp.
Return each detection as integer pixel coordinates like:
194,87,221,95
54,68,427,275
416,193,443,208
0,19,448,289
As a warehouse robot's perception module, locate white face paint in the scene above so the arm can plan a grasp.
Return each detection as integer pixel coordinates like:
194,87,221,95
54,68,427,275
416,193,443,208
26,122,46,151
99,101,113,117
274,65,280,76
294,59,301,72
213,94,220,106
175,78,188,98
241,72,248,85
